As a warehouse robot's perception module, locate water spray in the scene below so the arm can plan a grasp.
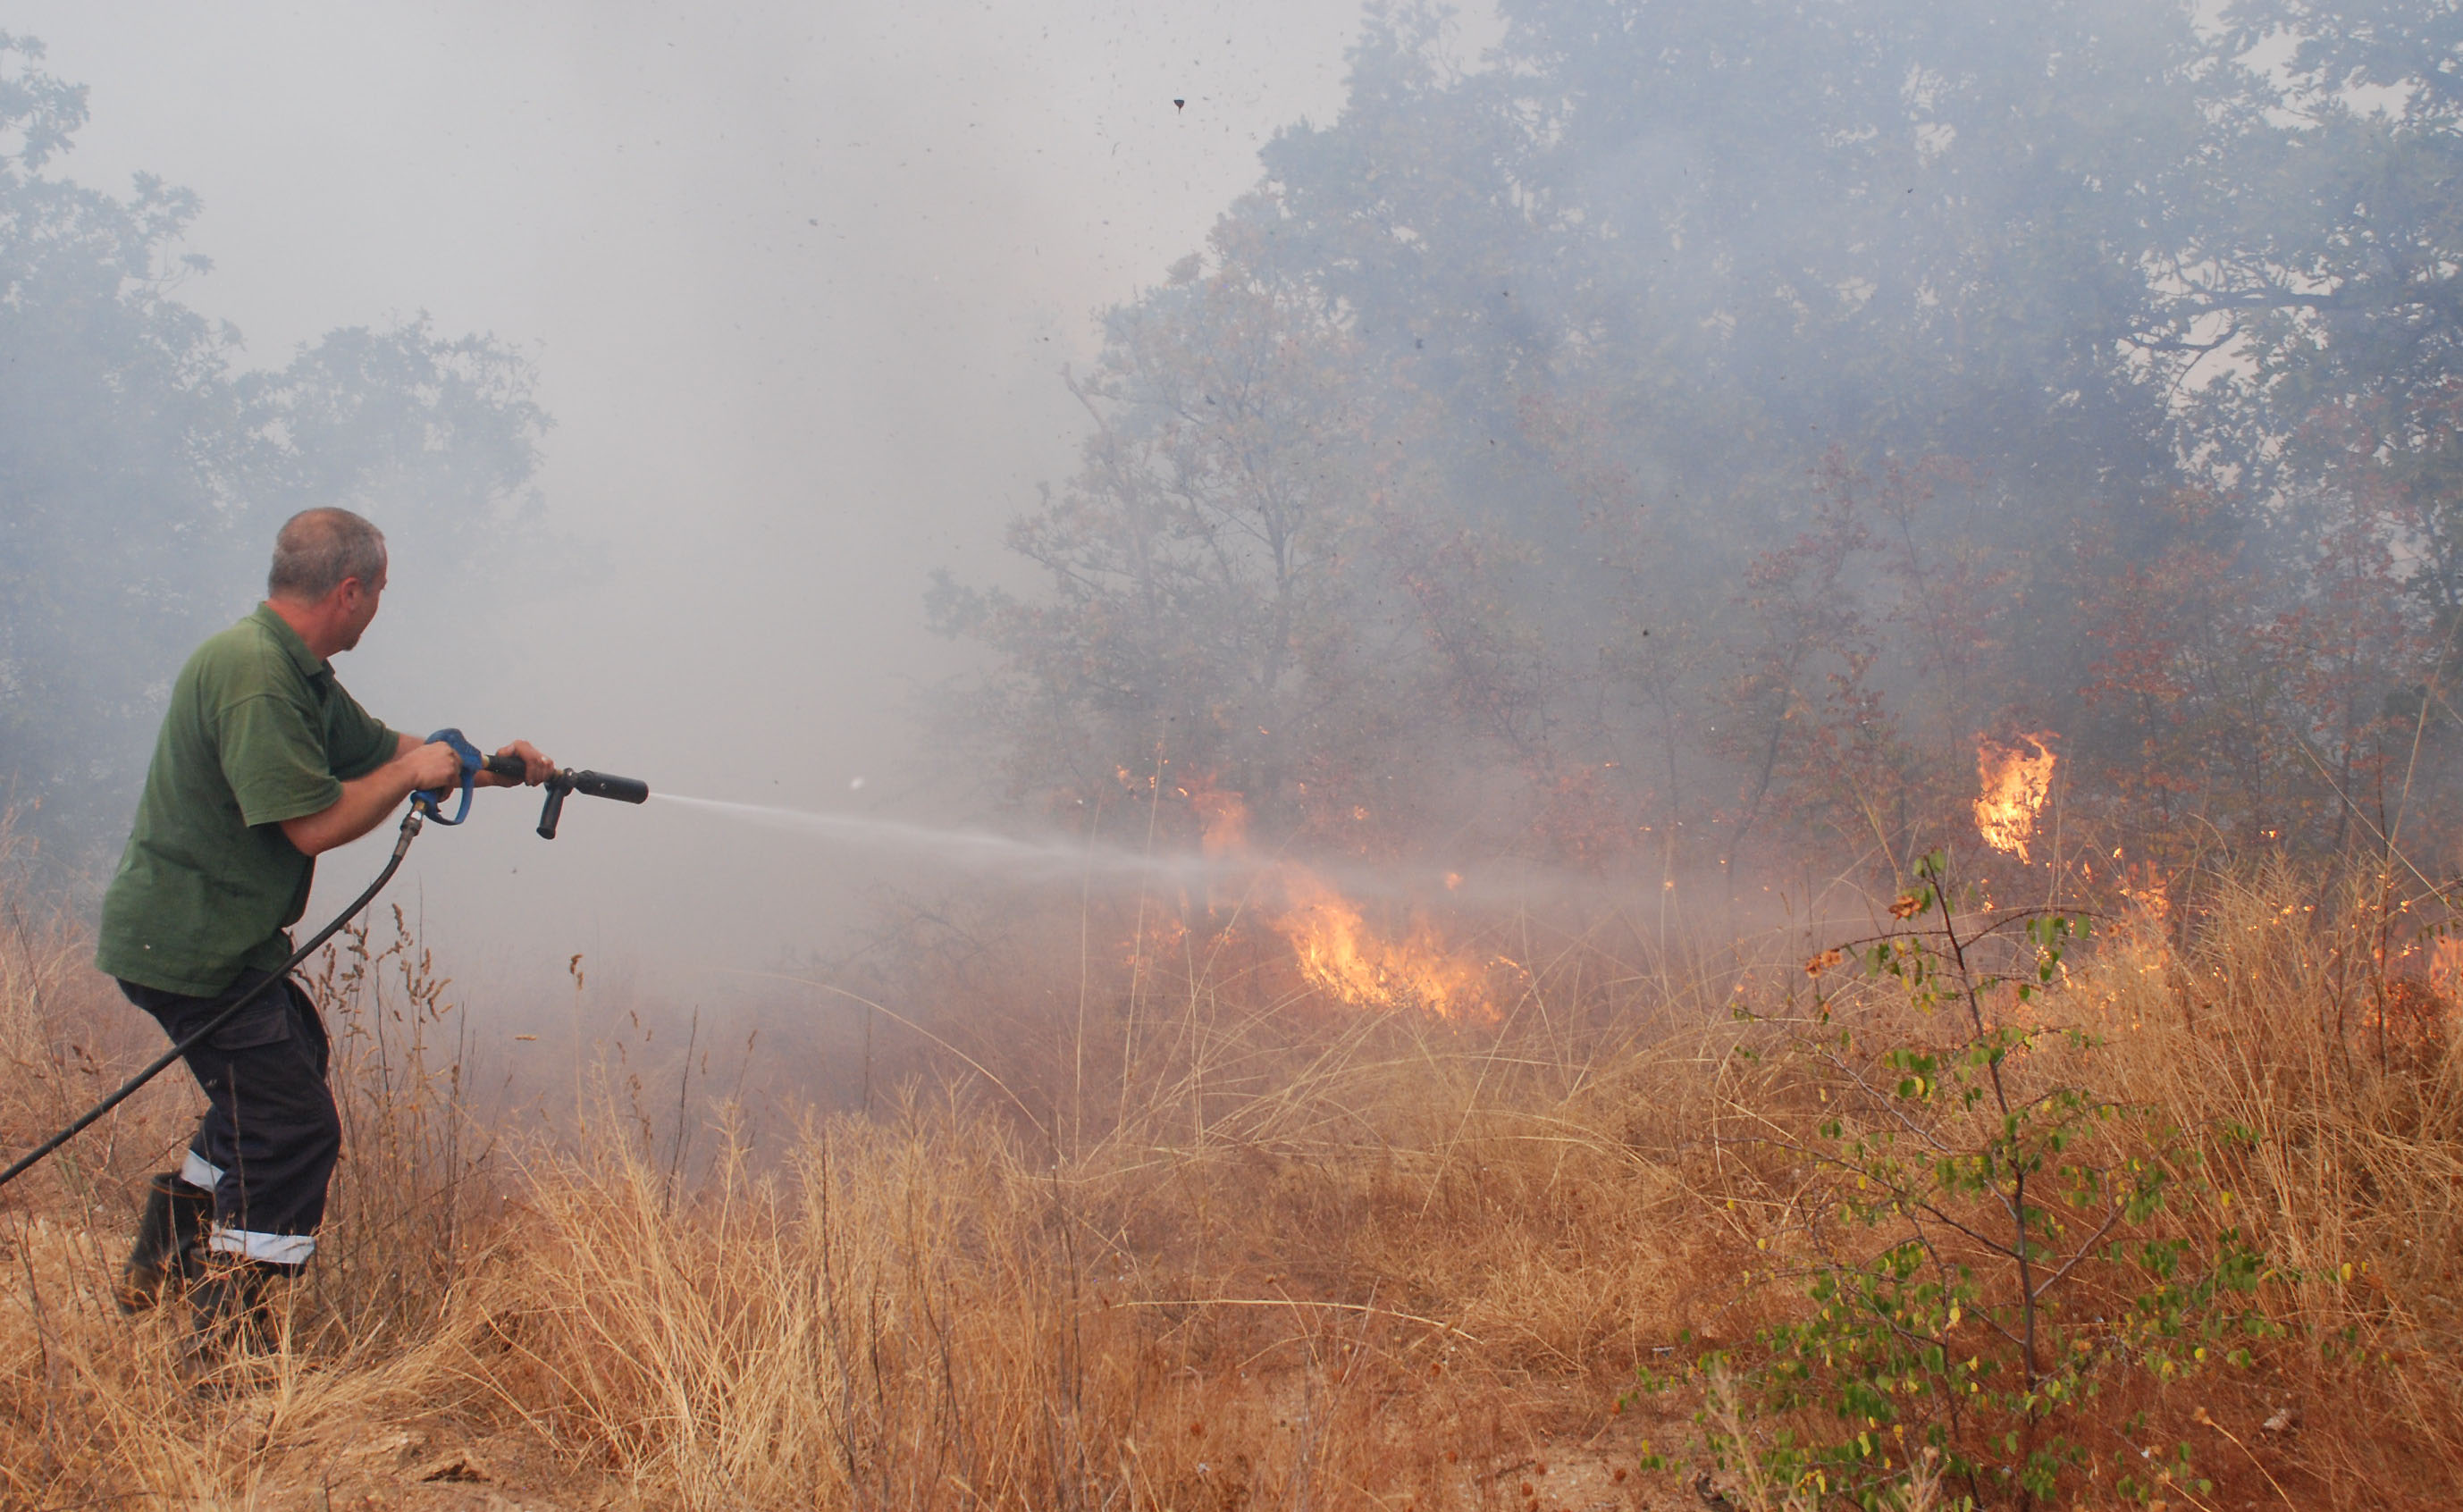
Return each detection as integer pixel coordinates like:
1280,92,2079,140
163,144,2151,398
651,792,1534,909
654,793,1233,886
0,731,650,1192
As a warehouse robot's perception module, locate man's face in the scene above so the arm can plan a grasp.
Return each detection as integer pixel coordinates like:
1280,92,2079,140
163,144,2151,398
334,566,386,651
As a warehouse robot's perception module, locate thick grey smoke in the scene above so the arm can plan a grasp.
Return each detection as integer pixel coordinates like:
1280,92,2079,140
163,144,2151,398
16,0,2458,1030
8,0,1387,991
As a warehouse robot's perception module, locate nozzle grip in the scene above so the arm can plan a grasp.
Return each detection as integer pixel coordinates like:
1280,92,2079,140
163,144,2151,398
483,752,527,782
537,780,571,840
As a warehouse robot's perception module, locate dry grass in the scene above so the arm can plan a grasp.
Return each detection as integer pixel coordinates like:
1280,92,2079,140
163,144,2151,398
2,845,2459,1509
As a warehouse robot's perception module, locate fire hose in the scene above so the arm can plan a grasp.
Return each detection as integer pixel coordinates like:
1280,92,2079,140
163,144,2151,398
0,731,648,1192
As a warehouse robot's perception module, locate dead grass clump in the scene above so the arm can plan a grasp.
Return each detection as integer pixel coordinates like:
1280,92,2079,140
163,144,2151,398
447,1090,1551,1509
3,847,2460,1508
0,838,512,1506
2088,872,2463,1499
0,819,191,1239
306,904,509,1344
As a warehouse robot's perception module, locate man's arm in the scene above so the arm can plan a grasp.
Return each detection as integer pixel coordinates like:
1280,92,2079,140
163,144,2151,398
278,735,557,857
280,739,461,857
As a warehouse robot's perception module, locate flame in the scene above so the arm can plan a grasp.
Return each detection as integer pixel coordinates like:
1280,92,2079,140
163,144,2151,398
1973,732,2057,862
1276,869,1489,1016
1178,777,1489,1018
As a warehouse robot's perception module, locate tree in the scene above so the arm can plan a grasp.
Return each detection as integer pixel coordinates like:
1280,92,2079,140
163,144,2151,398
942,0,2462,885
0,33,548,865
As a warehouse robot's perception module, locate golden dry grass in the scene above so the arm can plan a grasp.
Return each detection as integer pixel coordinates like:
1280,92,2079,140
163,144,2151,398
2,846,2458,1509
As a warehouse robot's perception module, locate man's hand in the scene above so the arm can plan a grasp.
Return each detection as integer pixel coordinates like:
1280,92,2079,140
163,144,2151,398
403,740,464,793
482,739,556,786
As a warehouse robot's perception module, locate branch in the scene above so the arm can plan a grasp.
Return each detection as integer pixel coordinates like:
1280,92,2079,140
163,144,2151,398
2030,1204,2126,1304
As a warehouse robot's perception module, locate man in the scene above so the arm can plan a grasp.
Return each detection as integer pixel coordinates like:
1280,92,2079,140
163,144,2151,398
97,507,551,1357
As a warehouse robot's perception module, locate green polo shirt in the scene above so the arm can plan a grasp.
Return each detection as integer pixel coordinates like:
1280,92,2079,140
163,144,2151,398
97,605,401,995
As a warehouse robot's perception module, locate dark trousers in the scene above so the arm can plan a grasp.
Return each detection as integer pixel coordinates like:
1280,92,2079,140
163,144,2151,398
117,970,339,1266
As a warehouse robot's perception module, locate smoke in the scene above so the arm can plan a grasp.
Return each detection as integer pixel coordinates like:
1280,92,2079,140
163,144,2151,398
4,0,1378,983
14,0,2458,1052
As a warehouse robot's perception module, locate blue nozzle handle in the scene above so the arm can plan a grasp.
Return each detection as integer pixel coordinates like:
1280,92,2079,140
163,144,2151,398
410,727,485,825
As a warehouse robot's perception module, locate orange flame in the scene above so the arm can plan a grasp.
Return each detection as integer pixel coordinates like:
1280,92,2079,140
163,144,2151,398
1276,869,1488,1016
1973,733,2056,862
1181,777,1489,1018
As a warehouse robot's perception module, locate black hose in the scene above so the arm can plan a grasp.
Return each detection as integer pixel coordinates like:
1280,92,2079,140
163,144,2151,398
0,808,425,1193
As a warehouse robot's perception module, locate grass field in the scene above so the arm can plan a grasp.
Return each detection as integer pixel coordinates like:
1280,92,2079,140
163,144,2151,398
3,847,2457,1509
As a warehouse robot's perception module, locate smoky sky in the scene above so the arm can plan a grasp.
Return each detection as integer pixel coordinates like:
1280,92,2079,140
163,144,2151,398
11,0,1471,988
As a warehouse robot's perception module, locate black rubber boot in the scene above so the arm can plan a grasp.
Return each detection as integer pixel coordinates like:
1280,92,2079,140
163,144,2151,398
115,1172,213,1315
182,1256,302,1384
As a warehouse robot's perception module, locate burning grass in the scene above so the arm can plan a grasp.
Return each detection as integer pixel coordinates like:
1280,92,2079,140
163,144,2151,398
2,835,2459,1508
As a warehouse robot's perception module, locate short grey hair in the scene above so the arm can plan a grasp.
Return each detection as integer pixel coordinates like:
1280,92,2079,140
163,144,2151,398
267,508,388,601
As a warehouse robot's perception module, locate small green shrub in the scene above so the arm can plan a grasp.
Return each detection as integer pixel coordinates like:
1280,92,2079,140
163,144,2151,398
1704,852,2282,1509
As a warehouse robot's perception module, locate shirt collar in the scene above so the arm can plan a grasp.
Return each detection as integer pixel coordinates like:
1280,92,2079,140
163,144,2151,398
248,602,332,682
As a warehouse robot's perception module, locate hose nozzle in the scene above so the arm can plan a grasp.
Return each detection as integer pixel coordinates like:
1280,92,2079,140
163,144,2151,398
538,769,651,839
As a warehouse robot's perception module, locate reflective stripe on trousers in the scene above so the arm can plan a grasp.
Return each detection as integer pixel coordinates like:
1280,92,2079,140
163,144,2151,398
120,970,339,1265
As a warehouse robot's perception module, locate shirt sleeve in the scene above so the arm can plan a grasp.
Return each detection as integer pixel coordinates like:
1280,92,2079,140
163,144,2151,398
216,693,346,827
327,686,399,782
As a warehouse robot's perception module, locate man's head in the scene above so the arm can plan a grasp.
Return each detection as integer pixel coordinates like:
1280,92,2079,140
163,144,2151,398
266,508,389,654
